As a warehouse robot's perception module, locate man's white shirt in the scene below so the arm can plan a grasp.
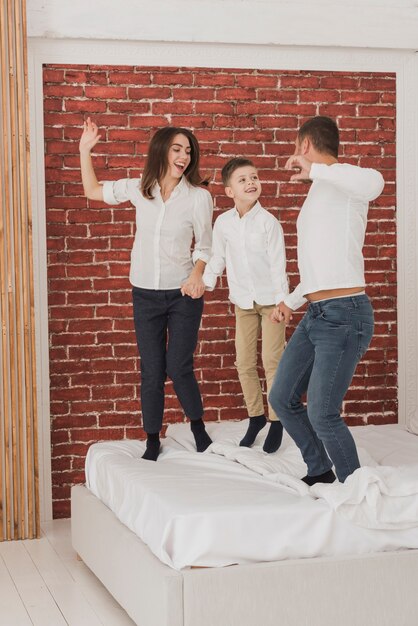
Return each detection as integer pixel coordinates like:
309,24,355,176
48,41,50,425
203,201,288,309
284,163,385,311
102,176,213,289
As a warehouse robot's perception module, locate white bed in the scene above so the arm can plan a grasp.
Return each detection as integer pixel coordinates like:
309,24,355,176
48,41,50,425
72,422,418,626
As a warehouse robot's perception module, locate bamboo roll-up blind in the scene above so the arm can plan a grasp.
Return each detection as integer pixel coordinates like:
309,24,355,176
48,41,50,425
0,0,40,540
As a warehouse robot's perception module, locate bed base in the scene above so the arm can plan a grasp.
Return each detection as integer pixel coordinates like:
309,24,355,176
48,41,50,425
71,484,418,626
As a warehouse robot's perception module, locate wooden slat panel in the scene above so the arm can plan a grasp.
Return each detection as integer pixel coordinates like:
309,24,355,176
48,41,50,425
0,0,40,541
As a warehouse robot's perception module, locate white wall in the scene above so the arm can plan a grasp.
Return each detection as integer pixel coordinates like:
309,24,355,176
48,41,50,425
27,0,418,50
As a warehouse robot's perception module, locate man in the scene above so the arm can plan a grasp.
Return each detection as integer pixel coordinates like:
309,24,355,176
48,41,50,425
269,116,384,484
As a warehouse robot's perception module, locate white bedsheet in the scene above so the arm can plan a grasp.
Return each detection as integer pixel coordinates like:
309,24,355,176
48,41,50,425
85,422,418,569
310,464,418,529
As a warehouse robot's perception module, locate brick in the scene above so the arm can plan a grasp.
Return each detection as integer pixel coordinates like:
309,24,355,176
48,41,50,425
44,127,64,139
129,87,171,100
359,77,396,91
220,142,264,155
87,72,109,85
129,115,167,128
152,73,194,85
65,70,88,83
317,104,357,117
195,74,235,87
320,76,359,89
65,99,107,113
299,90,340,103
44,85,83,97
358,105,396,118
281,76,320,88
152,101,194,114
173,88,215,101
171,115,214,128
236,74,278,88
357,130,394,143
107,102,150,114
84,86,127,99
215,115,255,129
44,99,63,112
44,69,65,82
195,102,234,114
45,140,80,154
91,385,135,400
109,72,151,85
216,87,257,101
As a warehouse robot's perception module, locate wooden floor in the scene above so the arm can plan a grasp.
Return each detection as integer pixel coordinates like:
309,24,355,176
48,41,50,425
0,519,135,625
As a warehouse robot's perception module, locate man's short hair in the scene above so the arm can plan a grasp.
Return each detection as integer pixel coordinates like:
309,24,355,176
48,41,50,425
298,116,339,158
221,157,255,186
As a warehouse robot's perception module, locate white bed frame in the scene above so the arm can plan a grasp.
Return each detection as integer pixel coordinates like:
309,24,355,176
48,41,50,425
72,484,418,626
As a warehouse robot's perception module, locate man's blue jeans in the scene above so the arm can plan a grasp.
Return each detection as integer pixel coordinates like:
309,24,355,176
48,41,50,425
269,294,374,482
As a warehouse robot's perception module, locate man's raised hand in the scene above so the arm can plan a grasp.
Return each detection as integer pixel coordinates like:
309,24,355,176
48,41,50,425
285,155,312,182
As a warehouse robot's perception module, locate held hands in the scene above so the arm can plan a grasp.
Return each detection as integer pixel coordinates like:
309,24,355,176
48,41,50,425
271,301,293,325
285,154,312,183
181,275,205,299
79,117,101,154
181,261,206,298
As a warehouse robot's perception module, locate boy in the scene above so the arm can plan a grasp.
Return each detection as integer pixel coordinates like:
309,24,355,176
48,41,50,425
203,158,288,452
269,116,385,483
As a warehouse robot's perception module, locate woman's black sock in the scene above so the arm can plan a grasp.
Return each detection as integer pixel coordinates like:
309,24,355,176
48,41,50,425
262,421,283,453
142,433,161,461
190,418,212,452
302,469,336,486
239,414,267,447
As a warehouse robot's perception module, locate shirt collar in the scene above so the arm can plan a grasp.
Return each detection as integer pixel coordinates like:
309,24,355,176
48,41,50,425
233,200,262,219
155,176,187,201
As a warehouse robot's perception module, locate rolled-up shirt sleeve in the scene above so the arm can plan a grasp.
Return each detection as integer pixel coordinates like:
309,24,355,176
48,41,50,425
203,218,226,290
266,219,289,305
102,178,140,205
284,283,307,311
192,188,214,264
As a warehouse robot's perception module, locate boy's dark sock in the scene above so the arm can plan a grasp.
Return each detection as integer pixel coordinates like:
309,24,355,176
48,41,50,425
239,414,267,447
190,418,212,452
142,433,161,461
302,469,336,486
262,420,283,453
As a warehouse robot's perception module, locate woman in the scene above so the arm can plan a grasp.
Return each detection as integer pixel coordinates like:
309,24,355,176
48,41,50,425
79,119,213,461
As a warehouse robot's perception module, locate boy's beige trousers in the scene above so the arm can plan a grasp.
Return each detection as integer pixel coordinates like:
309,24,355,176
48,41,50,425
235,303,286,421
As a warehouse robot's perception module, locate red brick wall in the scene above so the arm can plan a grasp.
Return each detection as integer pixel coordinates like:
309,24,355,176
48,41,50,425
43,65,397,518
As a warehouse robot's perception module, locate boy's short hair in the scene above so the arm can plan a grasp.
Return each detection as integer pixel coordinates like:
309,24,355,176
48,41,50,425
221,157,256,186
298,116,339,158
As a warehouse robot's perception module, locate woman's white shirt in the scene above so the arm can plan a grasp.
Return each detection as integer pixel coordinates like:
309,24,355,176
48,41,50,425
102,176,213,289
284,163,385,311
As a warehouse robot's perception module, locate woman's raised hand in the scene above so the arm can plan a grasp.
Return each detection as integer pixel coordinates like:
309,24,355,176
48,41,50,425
79,117,101,153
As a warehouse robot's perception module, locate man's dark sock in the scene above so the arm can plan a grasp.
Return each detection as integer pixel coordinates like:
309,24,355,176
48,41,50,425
302,469,336,486
190,418,212,452
262,421,283,453
142,433,161,461
239,414,267,447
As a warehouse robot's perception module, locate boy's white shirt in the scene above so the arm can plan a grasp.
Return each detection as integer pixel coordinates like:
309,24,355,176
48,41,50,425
284,162,385,311
203,201,288,309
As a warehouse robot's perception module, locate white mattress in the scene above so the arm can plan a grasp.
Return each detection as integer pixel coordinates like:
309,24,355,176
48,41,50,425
85,422,418,570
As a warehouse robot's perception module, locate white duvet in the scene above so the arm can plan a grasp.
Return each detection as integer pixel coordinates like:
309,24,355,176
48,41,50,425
85,421,418,569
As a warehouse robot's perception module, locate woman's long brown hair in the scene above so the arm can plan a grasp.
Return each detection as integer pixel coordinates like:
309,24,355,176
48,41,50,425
141,126,208,199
